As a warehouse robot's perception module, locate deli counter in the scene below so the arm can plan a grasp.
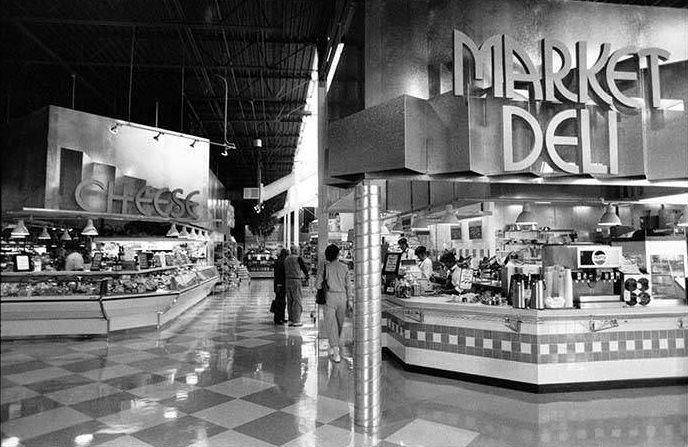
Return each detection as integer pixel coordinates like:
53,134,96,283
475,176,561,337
0,264,219,338
381,240,688,391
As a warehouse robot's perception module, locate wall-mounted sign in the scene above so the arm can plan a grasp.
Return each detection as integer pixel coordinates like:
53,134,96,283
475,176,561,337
450,226,462,241
453,30,678,175
468,223,482,240
75,178,200,220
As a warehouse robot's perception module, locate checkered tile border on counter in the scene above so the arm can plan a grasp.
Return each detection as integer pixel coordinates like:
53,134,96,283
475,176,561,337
383,311,688,364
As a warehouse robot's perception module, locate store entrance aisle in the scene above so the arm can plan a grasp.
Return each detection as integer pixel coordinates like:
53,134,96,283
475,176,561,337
2,280,687,447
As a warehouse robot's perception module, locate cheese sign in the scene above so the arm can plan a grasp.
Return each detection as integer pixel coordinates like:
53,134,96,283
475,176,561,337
452,30,678,175
75,178,201,220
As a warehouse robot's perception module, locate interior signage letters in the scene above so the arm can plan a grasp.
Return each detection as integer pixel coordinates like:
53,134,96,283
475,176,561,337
452,30,676,175
75,178,200,220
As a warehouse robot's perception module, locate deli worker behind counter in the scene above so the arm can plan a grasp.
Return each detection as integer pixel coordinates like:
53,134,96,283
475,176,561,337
414,246,434,279
398,238,416,261
439,252,462,294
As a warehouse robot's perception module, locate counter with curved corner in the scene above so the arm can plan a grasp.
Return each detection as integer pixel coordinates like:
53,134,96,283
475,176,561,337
382,295,688,392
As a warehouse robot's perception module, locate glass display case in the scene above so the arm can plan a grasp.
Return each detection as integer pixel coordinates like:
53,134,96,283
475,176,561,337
0,265,219,298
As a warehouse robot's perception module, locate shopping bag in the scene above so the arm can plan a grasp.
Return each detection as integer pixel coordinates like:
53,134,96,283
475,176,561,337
340,316,353,345
269,300,276,313
315,263,328,305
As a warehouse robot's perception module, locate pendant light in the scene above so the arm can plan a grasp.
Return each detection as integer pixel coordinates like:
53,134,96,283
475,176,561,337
411,215,429,232
10,220,30,238
515,203,537,225
598,204,621,227
38,226,51,240
179,226,190,238
81,219,98,236
677,206,688,227
60,229,72,241
166,223,180,237
391,219,404,233
192,228,199,239
440,205,461,225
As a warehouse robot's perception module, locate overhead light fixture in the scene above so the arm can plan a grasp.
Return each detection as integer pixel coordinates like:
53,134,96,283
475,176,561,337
515,203,537,226
221,146,229,156
439,205,461,225
190,140,196,148
10,220,30,238
166,223,180,237
411,215,429,231
192,228,199,239
391,219,404,233
153,132,162,141
252,138,262,148
598,204,622,226
179,226,189,238
60,229,72,241
228,235,237,244
38,226,51,240
109,123,120,135
81,219,98,236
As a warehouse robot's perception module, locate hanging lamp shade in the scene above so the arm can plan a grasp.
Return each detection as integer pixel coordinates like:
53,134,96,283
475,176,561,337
166,224,180,237
515,203,537,225
598,204,621,226
10,220,30,238
391,219,404,233
179,226,190,238
60,229,72,241
440,205,461,225
192,228,200,239
81,219,98,236
411,215,429,231
677,206,688,227
38,226,51,240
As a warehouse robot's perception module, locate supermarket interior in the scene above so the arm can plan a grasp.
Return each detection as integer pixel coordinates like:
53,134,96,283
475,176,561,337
1,0,687,446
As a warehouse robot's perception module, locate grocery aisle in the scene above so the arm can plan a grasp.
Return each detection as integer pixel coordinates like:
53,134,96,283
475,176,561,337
1,281,686,446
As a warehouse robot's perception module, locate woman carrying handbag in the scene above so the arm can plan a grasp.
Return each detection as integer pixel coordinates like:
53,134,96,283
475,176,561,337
316,244,353,363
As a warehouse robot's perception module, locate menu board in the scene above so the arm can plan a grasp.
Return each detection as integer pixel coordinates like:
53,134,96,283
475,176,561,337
383,252,401,275
468,223,482,240
450,226,462,241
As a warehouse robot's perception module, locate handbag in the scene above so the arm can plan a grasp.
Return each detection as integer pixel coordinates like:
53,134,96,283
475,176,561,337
269,300,276,313
315,263,328,305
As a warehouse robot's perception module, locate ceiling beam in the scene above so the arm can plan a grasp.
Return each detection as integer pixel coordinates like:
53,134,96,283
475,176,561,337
5,60,312,79
203,118,303,124
8,59,314,76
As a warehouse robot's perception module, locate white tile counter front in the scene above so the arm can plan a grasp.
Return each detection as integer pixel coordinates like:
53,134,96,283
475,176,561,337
382,296,688,390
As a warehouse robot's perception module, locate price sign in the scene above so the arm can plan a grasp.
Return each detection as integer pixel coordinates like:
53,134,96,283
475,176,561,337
458,268,474,291
450,226,462,240
90,252,103,271
138,252,149,270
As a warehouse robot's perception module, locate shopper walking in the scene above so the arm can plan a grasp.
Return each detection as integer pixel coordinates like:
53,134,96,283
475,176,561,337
284,246,310,327
317,244,352,363
272,248,289,325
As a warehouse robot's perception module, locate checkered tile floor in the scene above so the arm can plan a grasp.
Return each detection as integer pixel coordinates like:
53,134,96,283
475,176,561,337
2,281,687,447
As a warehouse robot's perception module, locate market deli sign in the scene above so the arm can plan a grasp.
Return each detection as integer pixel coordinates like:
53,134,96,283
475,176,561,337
453,31,676,175
75,178,201,220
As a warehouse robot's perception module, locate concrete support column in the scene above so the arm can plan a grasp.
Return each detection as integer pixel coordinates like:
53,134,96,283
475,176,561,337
283,216,288,247
353,182,382,430
293,209,300,247
317,80,329,262
286,212,291,248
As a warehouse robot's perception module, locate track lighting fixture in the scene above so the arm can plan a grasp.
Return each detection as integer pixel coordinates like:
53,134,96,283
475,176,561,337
190,140,196,148
109,123,120,135
153,132,162,141
221,147,229,157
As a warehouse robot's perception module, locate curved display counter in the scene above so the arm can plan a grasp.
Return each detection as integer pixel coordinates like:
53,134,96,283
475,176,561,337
383,295,688,391
0,265,219,338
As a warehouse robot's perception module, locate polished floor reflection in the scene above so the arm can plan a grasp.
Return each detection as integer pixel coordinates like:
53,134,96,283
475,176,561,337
1,281,686,446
